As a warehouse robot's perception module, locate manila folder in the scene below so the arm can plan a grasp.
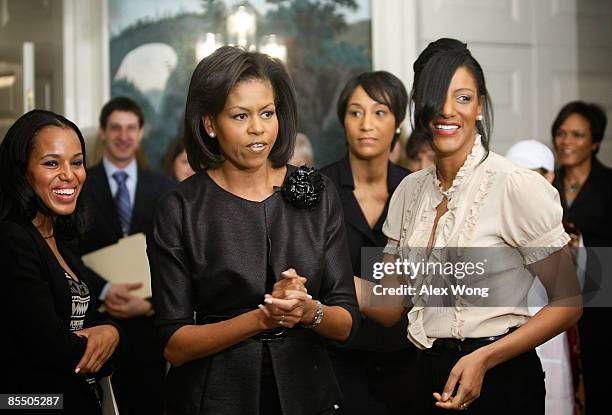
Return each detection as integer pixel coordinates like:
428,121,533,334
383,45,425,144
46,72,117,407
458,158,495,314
82,232,152,298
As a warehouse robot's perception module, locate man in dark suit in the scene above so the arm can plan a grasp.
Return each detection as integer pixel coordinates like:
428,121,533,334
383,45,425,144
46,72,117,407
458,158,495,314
77,97,174,414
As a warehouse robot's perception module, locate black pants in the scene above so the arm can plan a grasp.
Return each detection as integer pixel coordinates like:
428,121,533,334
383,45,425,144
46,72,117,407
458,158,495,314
111,315,165,415
411,340,546,415
579,307,609,415
330,348,417,415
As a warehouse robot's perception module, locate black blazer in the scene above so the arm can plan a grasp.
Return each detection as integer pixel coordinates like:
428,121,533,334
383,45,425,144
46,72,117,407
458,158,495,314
148,168,360,415
554,158,612,412
76,163,174,296
0,220,115,414
554,157,612,247
321,155,412,352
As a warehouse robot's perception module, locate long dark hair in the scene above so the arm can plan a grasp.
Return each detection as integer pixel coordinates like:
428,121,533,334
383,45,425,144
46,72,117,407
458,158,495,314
411,38,493,159
184,46,298,170
0,110,87,238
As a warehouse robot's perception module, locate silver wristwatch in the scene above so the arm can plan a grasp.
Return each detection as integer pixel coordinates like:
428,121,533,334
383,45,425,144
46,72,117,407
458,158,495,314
303,300,323,328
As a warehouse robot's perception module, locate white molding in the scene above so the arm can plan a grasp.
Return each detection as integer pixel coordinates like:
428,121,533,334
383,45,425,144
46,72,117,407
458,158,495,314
62,0,75,120
62,0,108,129
372,0,418,99
100,0,110,105
22,42,35,112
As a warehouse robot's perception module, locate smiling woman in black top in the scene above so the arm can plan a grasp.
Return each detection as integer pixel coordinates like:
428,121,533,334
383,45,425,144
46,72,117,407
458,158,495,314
321,71,414,415
0,110,119,414
551,101,611,413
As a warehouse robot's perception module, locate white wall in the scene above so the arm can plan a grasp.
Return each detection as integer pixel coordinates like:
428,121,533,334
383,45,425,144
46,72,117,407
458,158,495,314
372,0,612,165
575,0,612,163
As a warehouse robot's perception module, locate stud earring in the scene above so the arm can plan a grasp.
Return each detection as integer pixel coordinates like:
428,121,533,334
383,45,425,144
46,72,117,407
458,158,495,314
395,127,401,134
476,114,483,121
209,131,216,137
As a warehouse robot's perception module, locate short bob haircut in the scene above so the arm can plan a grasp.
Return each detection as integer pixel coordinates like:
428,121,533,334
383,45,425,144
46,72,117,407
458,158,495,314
551,101,608,156
0,109,87,238
184,46,298,170
411,38,493,159
337,71,408,146
99,96,144,129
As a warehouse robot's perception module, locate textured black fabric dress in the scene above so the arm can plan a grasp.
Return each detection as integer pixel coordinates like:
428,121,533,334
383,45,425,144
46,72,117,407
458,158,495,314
148,166,360,415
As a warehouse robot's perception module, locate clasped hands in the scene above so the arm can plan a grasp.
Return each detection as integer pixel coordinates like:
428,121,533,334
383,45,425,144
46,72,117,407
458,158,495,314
258,268,316,329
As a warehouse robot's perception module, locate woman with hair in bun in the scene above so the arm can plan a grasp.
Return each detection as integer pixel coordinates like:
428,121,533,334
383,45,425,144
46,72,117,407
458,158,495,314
356,38,581,414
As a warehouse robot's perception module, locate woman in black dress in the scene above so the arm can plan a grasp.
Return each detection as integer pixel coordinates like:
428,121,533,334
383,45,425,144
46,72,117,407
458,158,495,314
321,71,414,414
551,101,611,413
552,101,611,247
0,110,120,414
148,46,359,415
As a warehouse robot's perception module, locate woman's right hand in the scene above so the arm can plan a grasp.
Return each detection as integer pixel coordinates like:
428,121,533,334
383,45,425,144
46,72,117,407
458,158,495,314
73,324,120,374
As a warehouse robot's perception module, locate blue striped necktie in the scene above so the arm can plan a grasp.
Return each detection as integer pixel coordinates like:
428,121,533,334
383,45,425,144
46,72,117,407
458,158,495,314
112,171,132,235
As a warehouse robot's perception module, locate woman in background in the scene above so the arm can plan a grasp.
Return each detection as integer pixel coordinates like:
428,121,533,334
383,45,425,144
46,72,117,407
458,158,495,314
551,101,611,413
405,131,435,173
163,137,196,182
552,101,611,248
321,71,413,414
0,110,119,414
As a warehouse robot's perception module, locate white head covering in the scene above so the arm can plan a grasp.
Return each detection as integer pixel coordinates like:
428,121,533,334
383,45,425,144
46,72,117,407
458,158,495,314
505,140,555,172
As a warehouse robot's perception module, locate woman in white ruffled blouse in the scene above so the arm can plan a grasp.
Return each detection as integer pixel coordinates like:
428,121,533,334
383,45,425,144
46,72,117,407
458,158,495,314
356,38,582,414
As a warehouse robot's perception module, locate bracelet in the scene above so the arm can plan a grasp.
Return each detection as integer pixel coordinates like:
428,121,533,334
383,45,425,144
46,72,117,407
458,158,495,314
303,300,323,329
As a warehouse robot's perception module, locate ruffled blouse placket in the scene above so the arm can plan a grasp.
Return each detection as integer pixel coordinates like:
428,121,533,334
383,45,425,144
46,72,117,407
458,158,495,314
407,134,487,348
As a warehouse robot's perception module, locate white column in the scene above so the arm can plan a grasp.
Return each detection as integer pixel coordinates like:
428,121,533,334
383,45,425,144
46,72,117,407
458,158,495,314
372,0,418,124
22,41,35,112
62,0,109,134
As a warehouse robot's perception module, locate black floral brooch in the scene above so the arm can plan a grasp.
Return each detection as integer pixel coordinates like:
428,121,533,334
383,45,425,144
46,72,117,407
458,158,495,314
281,166,326,210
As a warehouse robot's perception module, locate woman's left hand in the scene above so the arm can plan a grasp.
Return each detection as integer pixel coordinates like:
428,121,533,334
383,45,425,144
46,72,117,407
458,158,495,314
73,324,120,374
433,348,490,411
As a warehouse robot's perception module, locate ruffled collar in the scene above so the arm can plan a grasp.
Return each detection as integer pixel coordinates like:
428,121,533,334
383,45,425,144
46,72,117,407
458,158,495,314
433,134,484,200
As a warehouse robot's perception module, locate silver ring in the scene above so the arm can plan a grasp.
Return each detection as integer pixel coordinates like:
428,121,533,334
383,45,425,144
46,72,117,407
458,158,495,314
460,403,468,410
278,315,285,326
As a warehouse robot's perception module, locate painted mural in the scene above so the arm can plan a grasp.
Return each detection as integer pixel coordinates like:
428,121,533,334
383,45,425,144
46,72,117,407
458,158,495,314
109,0,371,169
